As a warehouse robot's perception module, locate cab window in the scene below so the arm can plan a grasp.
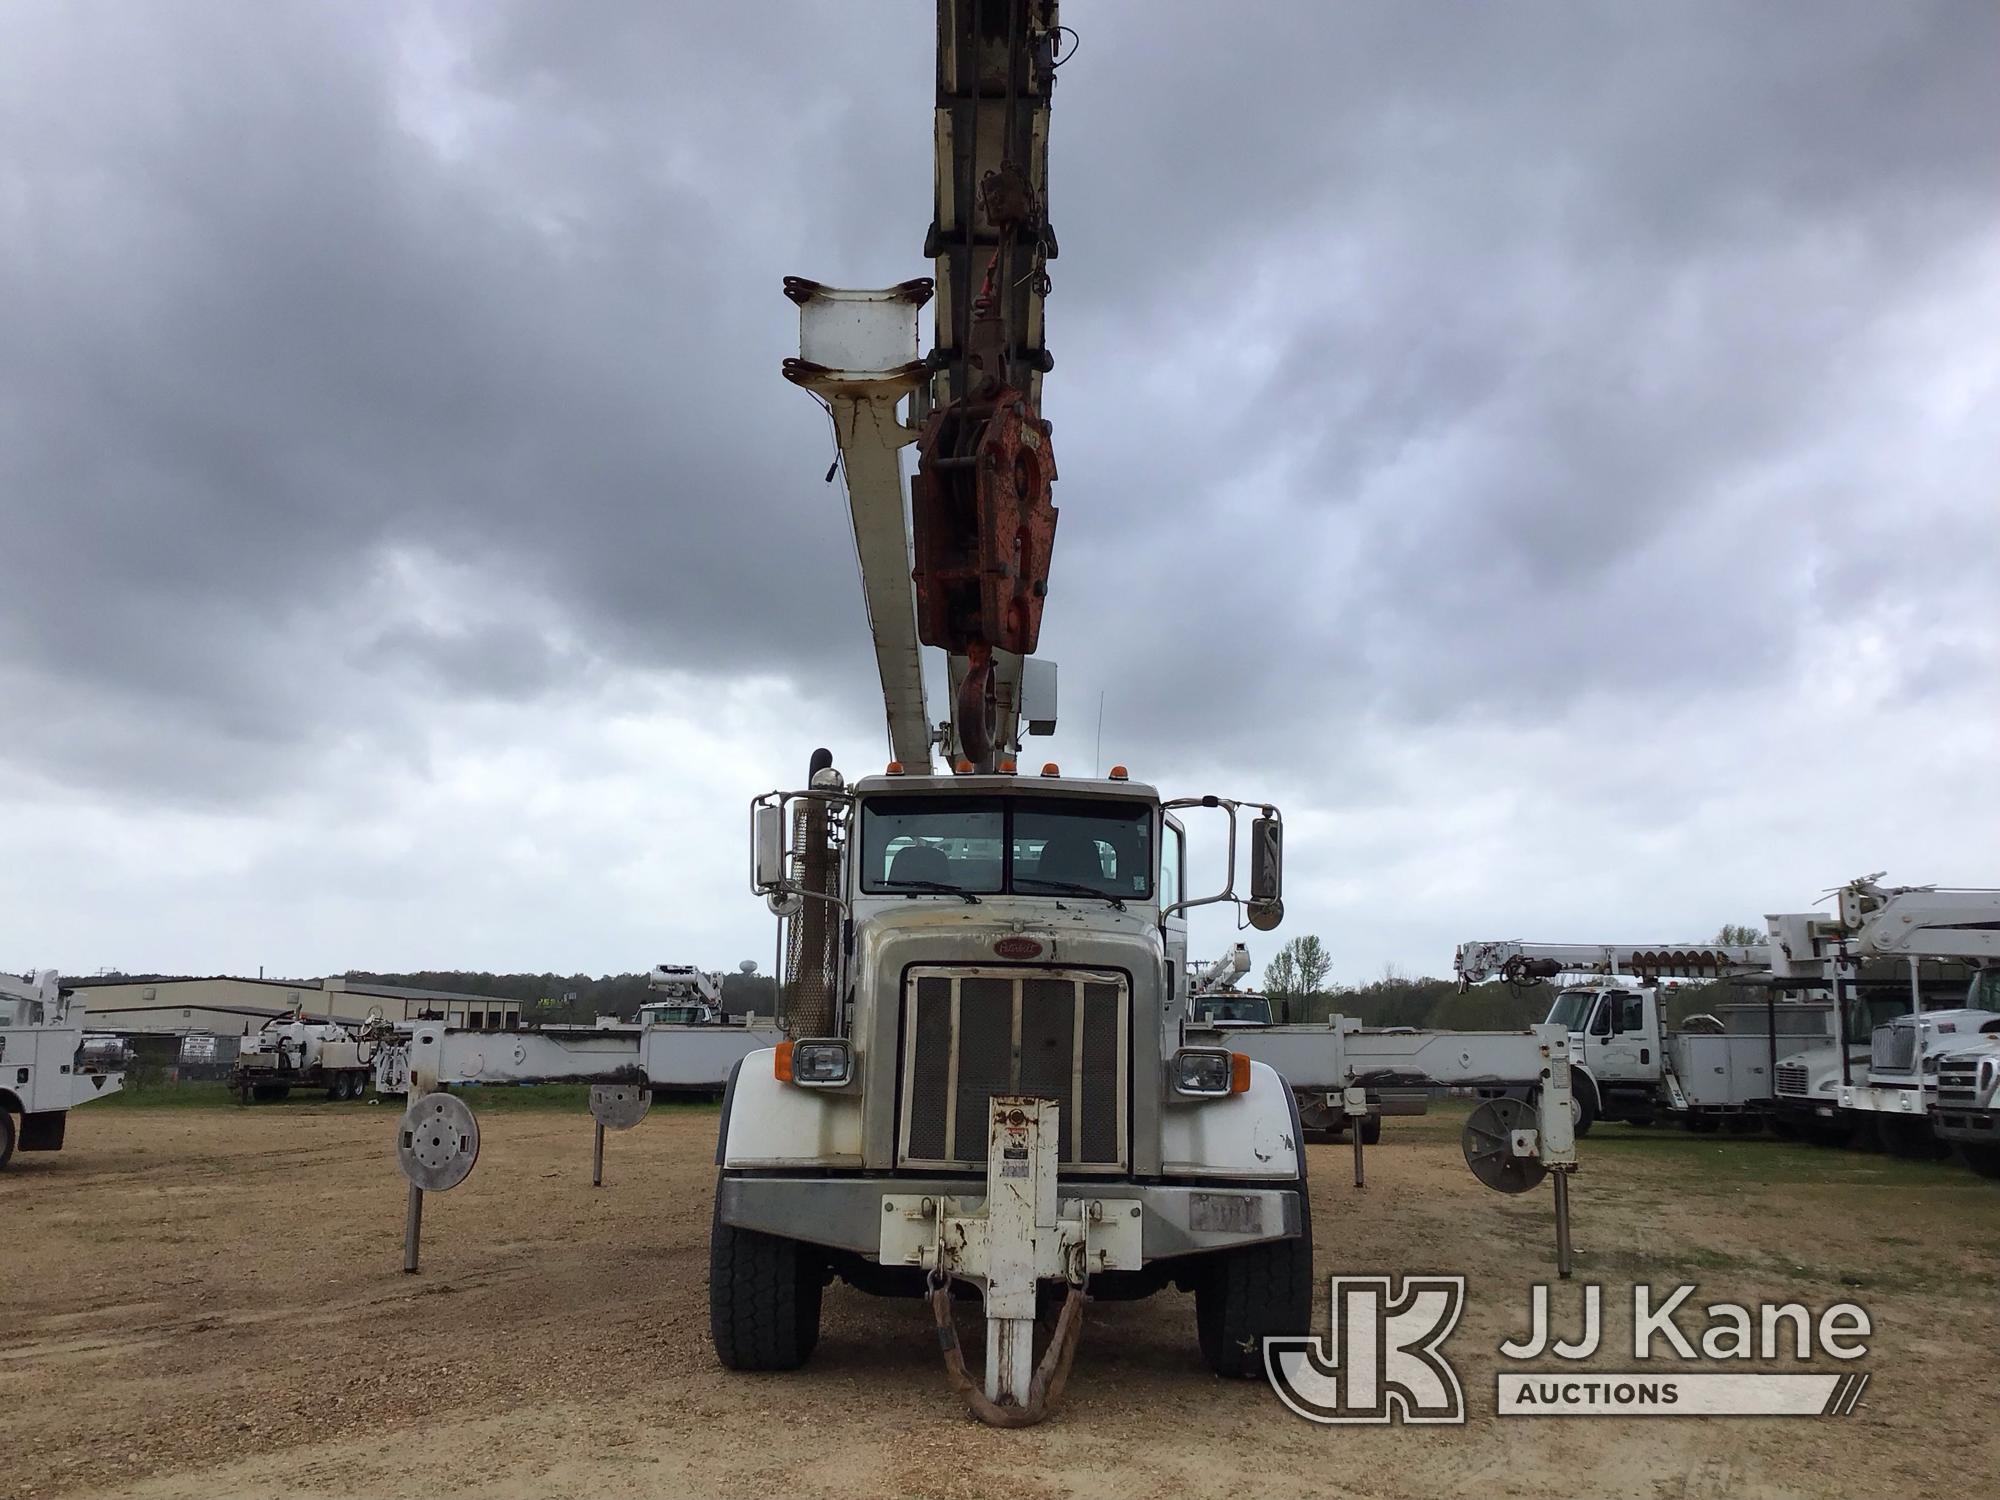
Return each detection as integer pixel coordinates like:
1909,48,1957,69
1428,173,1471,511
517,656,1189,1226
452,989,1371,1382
1160,821,1183,910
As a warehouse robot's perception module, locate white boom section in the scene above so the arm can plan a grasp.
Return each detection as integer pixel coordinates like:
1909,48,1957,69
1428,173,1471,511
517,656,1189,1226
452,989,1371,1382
389,1019,785,1096
1833,876,2000,962
783,280,937,770
1455,939,1770,986
1192,944,1252,993
1192,1017,1574,1093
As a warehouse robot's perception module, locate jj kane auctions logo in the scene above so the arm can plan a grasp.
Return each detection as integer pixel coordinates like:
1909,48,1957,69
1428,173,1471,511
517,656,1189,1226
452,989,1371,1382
1266,1277,1872,1423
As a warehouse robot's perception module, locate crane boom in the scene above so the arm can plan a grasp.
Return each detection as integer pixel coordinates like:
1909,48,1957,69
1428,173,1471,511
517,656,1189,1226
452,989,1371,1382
1455,939,1771,988
784,3,1062,773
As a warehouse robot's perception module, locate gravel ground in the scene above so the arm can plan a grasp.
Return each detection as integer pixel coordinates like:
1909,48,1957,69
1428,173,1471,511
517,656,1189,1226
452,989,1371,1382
3,1097,1998,1498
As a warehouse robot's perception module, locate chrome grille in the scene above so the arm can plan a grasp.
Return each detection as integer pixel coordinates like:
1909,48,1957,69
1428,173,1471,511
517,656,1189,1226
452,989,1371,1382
1775,1062,1810,1098
898,966,1128,1172
1871,1024,1916,1074
1937,1058,1982,1110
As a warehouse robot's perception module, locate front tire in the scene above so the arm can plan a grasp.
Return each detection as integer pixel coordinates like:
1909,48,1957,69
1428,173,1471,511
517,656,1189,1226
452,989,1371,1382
0,1110,16,1171
709,1183,823,1371
1957,1142,2000,1179
1195,1185,1313,1379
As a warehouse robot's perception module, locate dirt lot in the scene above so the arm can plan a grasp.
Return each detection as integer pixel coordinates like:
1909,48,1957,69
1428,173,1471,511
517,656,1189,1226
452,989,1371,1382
4,1097,1998,1500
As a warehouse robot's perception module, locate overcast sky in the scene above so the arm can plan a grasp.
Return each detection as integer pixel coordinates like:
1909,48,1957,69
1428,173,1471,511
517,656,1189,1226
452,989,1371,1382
5,2,1996,987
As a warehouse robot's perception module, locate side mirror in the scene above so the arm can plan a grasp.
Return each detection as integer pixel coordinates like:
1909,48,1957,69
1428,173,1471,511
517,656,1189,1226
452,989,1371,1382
753,803,788,891
1250,815,1282,903
1246,814,1283,931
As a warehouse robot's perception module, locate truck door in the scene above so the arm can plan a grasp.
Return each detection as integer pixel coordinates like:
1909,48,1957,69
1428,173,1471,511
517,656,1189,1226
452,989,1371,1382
1590,990,1652,1084
1161,814,1188,1031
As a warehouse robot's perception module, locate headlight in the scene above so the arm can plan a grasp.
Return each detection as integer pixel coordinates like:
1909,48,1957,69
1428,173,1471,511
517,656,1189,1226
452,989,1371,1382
1173,1047,1249,1097
780,1038,853,1087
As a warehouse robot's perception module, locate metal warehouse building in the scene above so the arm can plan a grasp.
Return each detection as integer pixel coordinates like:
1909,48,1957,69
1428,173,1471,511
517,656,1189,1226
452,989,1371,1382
69,976,523,1035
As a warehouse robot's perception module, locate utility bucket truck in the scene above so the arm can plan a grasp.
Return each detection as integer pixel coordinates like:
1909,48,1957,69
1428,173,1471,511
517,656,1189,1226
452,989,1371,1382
0,969,126,1169
1764,878,2000,1159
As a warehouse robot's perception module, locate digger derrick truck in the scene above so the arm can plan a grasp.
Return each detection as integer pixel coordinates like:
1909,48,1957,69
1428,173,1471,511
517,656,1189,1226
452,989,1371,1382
727,0,1327,1413
725,4,1587,1421
386,1,1580,1425
1451,939,1798,1133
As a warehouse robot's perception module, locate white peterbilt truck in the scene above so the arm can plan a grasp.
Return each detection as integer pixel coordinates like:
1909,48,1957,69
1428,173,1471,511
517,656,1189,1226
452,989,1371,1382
0,969,126,1168
389,0,1582,1424
726,765,1313,1390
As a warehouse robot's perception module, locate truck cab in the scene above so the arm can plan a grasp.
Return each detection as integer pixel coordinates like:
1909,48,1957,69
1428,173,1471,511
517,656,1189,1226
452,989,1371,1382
1933,970,2000,1175
636,1001,720,1027
1191,993,1275,1028
1540,983,1664,1127
713,767,1304,1383
1846,1005,2000,1157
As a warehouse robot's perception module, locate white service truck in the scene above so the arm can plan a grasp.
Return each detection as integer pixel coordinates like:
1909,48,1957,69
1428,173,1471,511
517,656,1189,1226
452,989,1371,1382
0,969,126,1168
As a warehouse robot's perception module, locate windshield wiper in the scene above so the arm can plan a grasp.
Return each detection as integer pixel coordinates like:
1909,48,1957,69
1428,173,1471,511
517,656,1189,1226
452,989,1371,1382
1013,877,1125,911
880,877,981,904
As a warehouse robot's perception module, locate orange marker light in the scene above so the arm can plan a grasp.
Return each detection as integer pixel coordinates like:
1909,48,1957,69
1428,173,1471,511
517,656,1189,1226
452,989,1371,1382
774,1040,795,1083
886,760,904,775
954,758,975,774
998,757,1017,774
1108,765,1129,781
1041,762,1061,777
1230,1052,1252,1094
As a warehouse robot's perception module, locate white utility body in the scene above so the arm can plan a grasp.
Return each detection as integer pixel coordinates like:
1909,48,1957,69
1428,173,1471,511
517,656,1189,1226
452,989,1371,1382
0,969,126,1168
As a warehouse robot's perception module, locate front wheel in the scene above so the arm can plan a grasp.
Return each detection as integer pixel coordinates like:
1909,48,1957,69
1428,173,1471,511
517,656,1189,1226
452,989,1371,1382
0,1110,16,1170
1958,1142,2000,1180
1194,1186,1313,1379
709,1184,823,1371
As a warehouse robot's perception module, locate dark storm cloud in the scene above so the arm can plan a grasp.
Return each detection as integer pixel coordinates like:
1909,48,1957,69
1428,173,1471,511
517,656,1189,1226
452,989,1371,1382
2,0,1995,810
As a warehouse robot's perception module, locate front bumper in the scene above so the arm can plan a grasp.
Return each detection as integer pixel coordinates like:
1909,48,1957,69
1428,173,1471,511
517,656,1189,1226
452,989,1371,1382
718,1173,1302,1262
1933,1109,2000,1145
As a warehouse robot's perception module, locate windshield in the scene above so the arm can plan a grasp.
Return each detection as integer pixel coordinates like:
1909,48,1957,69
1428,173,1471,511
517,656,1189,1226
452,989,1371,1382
1544,991,1597,1032
860,795,1153,901
642,1005,704,1025
1195,996,1273,1024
